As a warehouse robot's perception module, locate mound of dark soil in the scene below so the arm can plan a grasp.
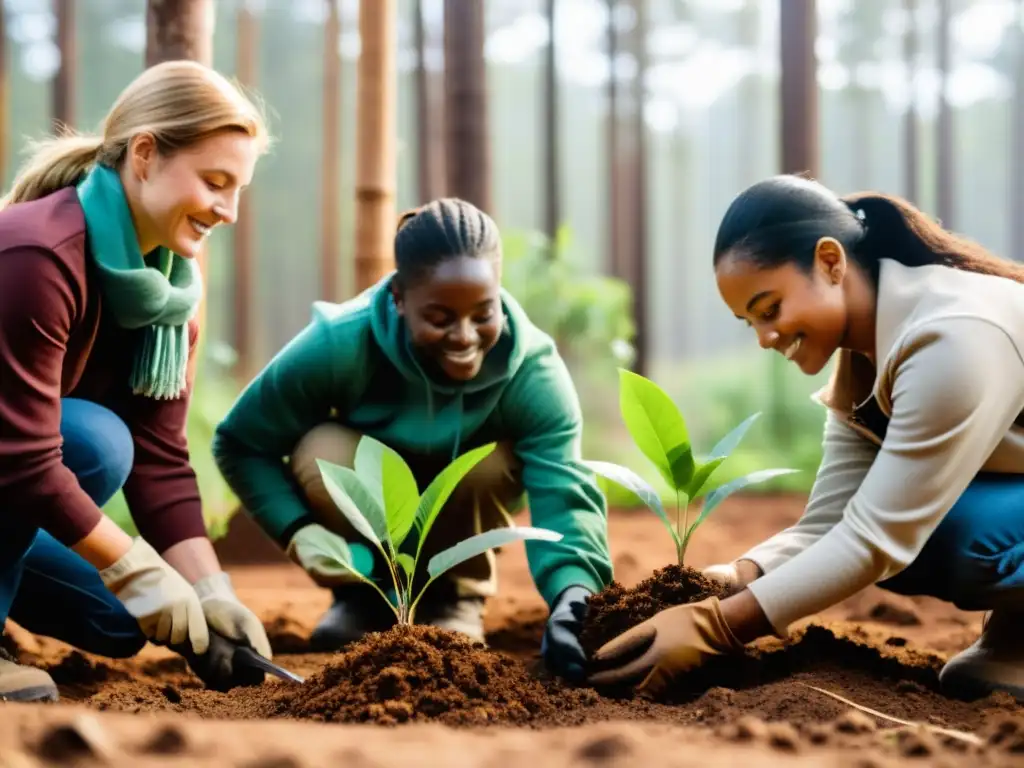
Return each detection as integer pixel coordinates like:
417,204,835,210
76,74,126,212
578,563,734,656
264,624,598,726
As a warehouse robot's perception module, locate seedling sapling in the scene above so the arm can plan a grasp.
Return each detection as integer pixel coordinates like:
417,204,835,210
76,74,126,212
585,369,798,565
314,437,562,624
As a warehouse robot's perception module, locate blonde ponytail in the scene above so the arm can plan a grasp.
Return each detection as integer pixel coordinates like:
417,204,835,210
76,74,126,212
0,133,104,210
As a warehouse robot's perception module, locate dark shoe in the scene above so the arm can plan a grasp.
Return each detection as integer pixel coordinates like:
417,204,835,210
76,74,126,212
416,582,486,644
309,584,397,651
940,610,1024,701
0,646,58,703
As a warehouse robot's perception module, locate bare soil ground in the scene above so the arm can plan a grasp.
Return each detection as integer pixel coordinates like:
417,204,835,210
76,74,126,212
2,494,1022,767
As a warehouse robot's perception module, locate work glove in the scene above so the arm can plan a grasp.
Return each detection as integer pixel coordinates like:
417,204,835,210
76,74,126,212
98,537,209,655
541,585,592,683
702,562,743,590
286,523,374,588
587,596,744,696
193,571,273,661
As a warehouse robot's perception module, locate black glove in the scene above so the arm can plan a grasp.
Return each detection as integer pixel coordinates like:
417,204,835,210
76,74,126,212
171,629,266,692
541,585,592,683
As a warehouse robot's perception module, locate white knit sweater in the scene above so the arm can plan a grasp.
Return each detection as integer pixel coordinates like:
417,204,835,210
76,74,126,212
743,258,1024,634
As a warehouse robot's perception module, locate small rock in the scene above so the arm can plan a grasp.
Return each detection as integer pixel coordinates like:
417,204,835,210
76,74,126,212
575,733,632,762
765,722,801,752
893,728,937,757
34,714,118,763
239,756,305,768
734,715,770,742
161,685,182,704
836,709,878,734
141,724,190,755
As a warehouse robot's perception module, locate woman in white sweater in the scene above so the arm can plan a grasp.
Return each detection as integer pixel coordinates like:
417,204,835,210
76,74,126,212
589,174,1024,702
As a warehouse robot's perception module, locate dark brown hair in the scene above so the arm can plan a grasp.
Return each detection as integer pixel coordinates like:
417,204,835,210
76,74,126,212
712,174,1024,285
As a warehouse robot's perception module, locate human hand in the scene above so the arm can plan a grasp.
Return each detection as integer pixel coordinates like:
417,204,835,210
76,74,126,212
193,571,273,661
587,596,744,695
702,559,761,591
541,585,592,683
286,523,373,588
98,537,209,654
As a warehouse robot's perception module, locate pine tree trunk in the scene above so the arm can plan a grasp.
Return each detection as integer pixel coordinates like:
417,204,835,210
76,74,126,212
444,0,491,213
145,0,214,67
354,0,398,291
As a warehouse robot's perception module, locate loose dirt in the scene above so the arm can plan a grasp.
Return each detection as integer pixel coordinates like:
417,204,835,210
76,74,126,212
2,496,1022,767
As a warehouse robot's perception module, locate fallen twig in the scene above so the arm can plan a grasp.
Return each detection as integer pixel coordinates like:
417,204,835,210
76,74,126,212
797,683,984,747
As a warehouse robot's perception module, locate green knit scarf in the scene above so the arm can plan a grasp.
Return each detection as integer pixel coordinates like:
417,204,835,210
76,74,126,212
76,163,203,400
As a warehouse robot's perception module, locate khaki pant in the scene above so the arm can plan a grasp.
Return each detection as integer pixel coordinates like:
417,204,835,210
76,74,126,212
289,423,524,598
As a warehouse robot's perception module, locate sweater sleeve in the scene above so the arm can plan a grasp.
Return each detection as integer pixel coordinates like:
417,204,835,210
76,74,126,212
741,409,878,574
116,319,209,552
212,319,345,544
748,318,1024,634
0,246,104,545
502,347,613,607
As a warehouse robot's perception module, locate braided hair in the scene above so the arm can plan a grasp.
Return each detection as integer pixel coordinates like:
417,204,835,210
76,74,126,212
393,198,502,289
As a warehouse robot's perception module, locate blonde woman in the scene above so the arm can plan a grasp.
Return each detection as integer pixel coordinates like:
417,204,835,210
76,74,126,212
0,61,272,702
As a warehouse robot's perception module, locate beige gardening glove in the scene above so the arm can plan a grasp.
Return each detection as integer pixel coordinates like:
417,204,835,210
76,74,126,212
98,537,209,655
193,572,273,661
702,559,762,591
286,523,373,588
587,596,744,696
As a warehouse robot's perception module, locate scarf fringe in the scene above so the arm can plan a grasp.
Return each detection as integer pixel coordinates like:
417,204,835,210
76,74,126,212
129,324,190,400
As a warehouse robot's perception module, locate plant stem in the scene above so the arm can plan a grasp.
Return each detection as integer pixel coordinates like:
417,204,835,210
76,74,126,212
675,490,684,565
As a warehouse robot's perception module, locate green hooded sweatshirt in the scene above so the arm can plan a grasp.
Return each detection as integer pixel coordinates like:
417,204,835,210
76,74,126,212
212,274,612,607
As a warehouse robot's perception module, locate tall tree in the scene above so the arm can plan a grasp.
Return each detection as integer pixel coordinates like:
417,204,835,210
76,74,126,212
233,1,257,380
354,0,398,291
414,0,443,202
146,0,213,67
936,0,953,227
779,0,818,177
53,0,75,131
628,0,648,375
903,0,919,204
606,0,621,279
322,0,342,300
444,0,491,213
542,0,559,248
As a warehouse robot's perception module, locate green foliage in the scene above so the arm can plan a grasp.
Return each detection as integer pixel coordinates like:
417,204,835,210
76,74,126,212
501,226,635,370
586,369,799,565
317,437,562,624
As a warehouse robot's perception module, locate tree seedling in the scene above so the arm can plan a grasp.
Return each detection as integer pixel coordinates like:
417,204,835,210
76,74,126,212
314,437,562,624
585,369,798,565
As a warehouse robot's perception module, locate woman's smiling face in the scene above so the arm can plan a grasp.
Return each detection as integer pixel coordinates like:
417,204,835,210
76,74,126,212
714,238,851,376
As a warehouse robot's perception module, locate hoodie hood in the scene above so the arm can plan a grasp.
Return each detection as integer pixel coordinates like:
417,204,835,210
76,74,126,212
317,273,531,459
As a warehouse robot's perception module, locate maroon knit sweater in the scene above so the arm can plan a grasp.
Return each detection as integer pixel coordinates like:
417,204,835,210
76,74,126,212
0,187,207,552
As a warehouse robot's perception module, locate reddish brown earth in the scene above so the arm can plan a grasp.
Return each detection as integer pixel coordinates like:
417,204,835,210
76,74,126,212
2,494,1023,767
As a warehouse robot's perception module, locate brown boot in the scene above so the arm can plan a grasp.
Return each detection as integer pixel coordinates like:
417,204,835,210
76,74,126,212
940,610,1024,701
0,646,58,703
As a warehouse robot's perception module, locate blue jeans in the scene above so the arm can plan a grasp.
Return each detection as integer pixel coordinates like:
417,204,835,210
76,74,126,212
879,473,1024,611
0,399,146,658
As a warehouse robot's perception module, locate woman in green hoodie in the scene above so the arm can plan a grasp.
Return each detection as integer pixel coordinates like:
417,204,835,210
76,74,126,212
212,198,612,682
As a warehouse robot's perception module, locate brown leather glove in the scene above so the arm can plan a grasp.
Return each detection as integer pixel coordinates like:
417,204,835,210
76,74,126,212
587,596,744,695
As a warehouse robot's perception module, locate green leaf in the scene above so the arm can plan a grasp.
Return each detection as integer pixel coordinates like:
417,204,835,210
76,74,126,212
353,436,420,549
316,459,388,548
414,443,497,552
396,553,415,581
585,459,680,548
686,457,726,500
618,368,694,490
382,450,420,548
708,412,761,460
697,468,801,527
353,436,387,509
426,526,563,581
